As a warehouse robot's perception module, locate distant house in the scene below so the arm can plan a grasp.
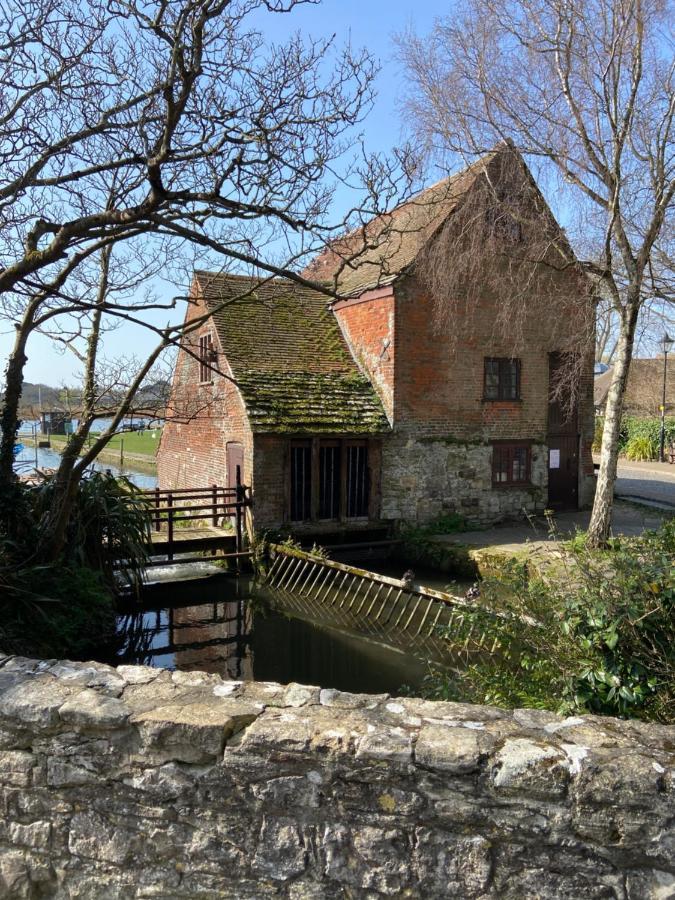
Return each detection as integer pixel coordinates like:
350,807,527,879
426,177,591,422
158,145,595,535
595,359,675,417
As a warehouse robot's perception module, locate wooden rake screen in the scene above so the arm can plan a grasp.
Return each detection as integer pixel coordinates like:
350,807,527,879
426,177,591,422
262,544,488,654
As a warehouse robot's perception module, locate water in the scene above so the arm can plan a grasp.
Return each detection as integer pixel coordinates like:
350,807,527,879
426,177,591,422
18,416,160,434
13,443,157,489
112,574,431,694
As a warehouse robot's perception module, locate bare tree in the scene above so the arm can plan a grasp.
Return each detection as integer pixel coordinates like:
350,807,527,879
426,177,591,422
0,0,409,491
399,0,674,545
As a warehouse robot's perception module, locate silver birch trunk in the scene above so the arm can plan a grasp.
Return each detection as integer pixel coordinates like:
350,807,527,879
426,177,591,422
587,304,639,546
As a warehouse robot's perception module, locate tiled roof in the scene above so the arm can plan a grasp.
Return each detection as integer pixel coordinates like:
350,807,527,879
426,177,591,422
194,271,391,435
303,151,499,296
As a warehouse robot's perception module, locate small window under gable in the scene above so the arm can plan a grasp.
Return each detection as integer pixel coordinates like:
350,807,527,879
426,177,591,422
484,358,521,401
198,333,214,383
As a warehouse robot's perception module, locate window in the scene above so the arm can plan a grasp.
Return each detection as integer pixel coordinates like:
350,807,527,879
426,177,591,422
289,438,372,522
319,441,341,519
290,441,312,521
492,442,531,486
346,442,369,518
198,333,214,383
484,358,521,401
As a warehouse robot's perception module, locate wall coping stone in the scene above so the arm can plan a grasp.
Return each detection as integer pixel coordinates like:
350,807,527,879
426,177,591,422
0,654,673,898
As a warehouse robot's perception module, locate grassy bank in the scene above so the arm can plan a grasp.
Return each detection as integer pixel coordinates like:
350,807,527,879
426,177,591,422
44,432,159,474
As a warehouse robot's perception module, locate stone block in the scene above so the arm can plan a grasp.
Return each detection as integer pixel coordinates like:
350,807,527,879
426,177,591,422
132,699,261,763
0,751,35,788
490,737,570,799
58,688,131,729
0,675,81,728
252,817,308,881
416,724,494,774
413,830,492,897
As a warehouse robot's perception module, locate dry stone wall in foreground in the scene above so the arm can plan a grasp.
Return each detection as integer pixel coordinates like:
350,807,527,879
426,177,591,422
0,655,673,899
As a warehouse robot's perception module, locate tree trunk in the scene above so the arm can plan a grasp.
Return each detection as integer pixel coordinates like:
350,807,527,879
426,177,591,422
586,302,639,547
0,320,32,488
39,432,89,561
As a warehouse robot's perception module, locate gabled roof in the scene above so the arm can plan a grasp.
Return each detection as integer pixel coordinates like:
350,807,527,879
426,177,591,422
303,150,500,296
194,271,390,435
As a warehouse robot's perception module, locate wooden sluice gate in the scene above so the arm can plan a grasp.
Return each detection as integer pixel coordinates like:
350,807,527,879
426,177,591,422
262,544,482,662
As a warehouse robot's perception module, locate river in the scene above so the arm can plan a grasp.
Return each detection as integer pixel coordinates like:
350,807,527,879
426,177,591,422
13,434,451,695
13,442,158,489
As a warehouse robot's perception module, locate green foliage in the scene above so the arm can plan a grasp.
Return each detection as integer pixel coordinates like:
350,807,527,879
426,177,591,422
0,473,152,657
420,521,675,722
624,434,658,461
32,472,151,591
0,564,116,659
619,416,675,453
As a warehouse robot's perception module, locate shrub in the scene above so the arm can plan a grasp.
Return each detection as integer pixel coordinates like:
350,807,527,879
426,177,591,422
0,564,117,659
624,434,658,461
0,473,151,658
619,416,675,453
419,521,675,722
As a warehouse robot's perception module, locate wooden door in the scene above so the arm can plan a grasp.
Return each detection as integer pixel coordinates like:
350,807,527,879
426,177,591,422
547,354,579,510
226,442,244,490
547,434,578,509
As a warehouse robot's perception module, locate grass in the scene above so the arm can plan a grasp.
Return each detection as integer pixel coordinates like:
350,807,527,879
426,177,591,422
50,428,161,458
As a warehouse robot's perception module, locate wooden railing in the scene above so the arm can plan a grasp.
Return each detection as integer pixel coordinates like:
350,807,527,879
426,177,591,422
136,473,251,561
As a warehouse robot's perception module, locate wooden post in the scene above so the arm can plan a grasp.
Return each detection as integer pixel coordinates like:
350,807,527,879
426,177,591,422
167,491,174,562
212,483,218,527
235,465,243,563
120,438,124,467
154,487,160,532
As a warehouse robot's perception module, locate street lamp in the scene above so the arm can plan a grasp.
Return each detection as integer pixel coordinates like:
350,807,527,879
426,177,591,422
659,332,673,463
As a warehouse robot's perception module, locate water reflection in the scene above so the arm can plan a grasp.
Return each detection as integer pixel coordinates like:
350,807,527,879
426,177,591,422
114,576,431,694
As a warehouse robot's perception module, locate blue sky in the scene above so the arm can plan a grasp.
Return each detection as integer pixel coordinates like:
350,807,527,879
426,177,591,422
0,1,448,386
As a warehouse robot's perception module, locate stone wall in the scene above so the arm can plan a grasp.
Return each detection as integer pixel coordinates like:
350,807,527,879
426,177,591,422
0,655,673,899
382,433,549,526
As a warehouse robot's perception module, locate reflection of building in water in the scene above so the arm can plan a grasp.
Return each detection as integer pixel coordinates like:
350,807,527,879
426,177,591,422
171,600,253,679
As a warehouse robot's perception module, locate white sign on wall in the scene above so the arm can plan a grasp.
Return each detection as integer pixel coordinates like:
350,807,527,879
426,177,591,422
549,449,560,469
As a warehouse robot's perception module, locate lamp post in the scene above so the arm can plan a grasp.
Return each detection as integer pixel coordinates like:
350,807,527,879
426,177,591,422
659,333,673,463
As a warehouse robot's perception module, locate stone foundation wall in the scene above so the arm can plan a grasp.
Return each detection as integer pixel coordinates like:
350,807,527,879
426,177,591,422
0,655,673,899
381,435,548,526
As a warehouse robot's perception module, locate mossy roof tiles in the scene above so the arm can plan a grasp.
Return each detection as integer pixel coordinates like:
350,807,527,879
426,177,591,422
194,271,391,435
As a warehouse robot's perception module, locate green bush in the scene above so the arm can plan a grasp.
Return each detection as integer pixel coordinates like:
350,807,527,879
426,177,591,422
0,564,117,659
419,521,675,722
624,434,658,461
0,472,152,658
619,416,675,453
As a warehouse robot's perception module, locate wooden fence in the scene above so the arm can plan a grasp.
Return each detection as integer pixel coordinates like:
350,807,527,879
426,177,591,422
136,474,250,562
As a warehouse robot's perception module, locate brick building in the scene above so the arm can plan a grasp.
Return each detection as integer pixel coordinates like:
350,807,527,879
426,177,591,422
158,145,596,534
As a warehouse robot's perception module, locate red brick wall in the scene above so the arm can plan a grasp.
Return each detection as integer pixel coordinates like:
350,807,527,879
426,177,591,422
393,274,594,434
157,285,253,492
333,287,395,421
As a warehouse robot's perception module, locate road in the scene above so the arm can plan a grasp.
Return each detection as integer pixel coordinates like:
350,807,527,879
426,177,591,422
614,461,675,509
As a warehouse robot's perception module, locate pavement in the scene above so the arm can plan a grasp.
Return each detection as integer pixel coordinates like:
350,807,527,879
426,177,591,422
430,460,675,557
613,459,675,508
